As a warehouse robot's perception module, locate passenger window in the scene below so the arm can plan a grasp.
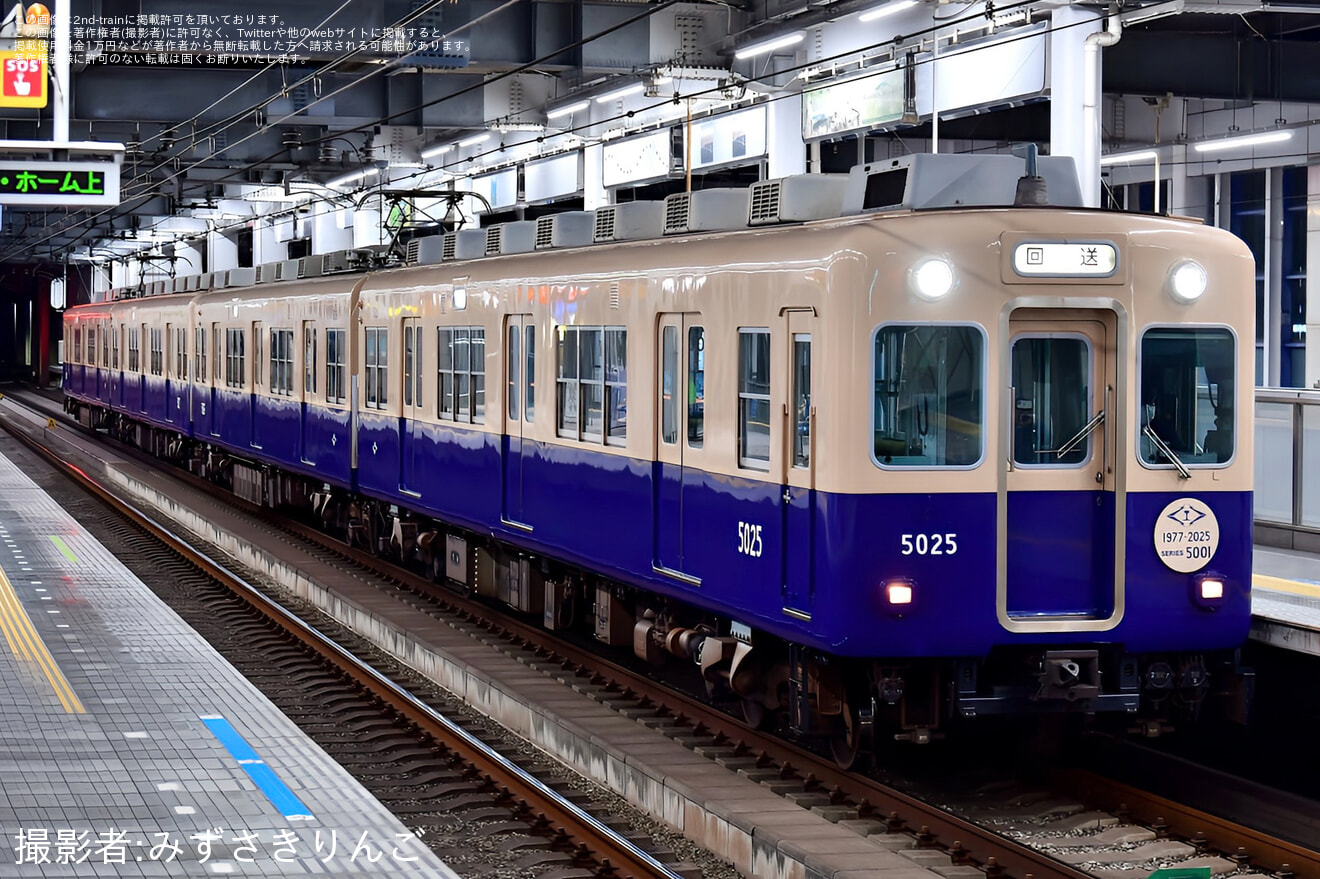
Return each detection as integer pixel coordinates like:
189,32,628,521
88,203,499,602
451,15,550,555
1140,327,1235,466
792,334,811,467
738,328,770,469
873,325,984,467
688,327,704,448
661,326,678,445
606,328,626,444
508,325,520,420
524,326,535,423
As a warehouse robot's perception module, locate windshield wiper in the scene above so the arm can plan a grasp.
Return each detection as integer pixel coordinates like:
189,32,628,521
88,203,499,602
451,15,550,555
1142,423,1191,479
1056,410,1105,460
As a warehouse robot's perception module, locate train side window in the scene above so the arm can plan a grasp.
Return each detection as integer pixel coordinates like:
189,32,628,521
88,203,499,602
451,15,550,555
471,329,485,423
436,326,484,424
793,334,811,467
661,326,678,445
226,328,246,388
195,328,205,382
101,326,109,368
508,325,520,420
128,326,140,372
738,328,770,470
364,327,387,409
580,327,603,441
688,327,704,448
1139,327,1235,467
112,325,120,370
455,329,471,419
524,326,535,423
304,325,317,396
605,328,627,445
404,325,415,407
73,328,81,364
271,329,294,396
556,326,579,438
326,329,346,404
175,327,187,380
873,324,984,468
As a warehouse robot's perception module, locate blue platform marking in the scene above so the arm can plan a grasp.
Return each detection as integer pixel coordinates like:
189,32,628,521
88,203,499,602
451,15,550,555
200,714,315,820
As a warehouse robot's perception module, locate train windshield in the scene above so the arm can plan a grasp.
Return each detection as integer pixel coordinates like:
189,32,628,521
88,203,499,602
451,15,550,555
1139,327,1235,467
873,324,984,467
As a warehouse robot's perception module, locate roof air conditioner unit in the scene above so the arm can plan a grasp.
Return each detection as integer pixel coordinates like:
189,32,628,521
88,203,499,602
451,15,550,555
593,202,663,243
663,188,747,235
297,256,325,278
442,232,458,261
748,174,850,225
487,221,536,255
535,211,595,249
454,228,486,259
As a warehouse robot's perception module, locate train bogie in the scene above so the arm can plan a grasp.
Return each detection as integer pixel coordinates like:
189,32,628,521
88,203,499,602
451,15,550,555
63,154,1255,759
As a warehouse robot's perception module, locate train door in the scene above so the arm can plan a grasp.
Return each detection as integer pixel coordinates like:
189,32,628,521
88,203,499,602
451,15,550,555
654,314,703,583
501,314,533,529
400,317,424,495
251,321,263,448
300,323,315,464
781,310,815,616
1001,308,1119,622
209,323,222,437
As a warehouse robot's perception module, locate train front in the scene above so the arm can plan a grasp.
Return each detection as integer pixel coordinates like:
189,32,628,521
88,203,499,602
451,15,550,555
818,190,1255,741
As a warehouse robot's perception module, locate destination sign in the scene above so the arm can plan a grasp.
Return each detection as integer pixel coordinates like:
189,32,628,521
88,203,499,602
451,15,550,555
1012,241,1118,278
0,160,120,206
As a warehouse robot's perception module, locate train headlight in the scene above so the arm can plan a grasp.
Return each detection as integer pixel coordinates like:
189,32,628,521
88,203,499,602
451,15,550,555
883,579,914,614
1192,575,1226,609
910,258,955,301
1167,259,1208,303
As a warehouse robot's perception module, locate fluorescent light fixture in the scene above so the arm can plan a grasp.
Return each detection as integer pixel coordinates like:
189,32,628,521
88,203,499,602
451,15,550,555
420,142,454,159
594,83,645,104
735,33,804,59
328,166,381,189
1098,149,1158,166
1192,129,1292,153
458,133,490,147
547,100,590,120
859,0,918,22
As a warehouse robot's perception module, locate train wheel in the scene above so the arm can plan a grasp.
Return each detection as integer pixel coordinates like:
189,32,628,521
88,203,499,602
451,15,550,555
829,694,862,769
740,697,769,730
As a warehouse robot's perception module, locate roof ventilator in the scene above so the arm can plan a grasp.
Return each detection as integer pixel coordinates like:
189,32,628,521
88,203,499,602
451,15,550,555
662,189,747,235
593,202,664,243
535,211,595,249
748,174,850,225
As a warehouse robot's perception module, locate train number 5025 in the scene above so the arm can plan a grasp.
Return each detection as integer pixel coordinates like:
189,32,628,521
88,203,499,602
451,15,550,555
900,533,958,556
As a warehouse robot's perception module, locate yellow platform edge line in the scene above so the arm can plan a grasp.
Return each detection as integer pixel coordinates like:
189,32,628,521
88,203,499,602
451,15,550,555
0,563,85,714
0,596,34,661
1252,573,1320,599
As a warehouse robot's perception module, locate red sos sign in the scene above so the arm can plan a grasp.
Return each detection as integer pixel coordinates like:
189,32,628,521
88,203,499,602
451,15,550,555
2,56,44,101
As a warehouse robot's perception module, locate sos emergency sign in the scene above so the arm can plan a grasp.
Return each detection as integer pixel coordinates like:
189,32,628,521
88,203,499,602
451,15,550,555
0,52,47,108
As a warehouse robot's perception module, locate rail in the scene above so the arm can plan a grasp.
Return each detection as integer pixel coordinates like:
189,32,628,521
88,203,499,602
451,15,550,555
1254,388,1320,551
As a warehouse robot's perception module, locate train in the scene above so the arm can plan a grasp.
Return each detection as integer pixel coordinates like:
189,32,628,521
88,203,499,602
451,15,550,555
62,152,1255,765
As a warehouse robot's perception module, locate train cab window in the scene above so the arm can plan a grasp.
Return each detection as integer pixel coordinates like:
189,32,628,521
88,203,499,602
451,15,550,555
326,329,346,404
688,327,705,448
226,328,245,388
1011,336,1090,467
1139,327,1235,467
738,329,771,470
873,324,984,468
365,327,388,409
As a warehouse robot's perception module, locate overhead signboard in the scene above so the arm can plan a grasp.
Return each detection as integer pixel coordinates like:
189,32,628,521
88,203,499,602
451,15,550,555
602,130,671,189
0,50,47,108
802,67,904,140
690,105,767,171
0,161,120,206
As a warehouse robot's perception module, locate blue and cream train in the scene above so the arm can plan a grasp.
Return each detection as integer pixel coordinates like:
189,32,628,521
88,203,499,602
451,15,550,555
63,154,1255,762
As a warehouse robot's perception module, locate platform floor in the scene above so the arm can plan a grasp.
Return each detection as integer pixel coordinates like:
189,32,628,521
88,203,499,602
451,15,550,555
0,444,459,878
1251,546,1320,656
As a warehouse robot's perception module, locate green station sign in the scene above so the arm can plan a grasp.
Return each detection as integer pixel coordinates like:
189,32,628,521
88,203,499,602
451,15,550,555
0,160,120,205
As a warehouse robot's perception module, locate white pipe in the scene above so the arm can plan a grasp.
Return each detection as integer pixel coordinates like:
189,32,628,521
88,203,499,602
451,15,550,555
1082,6,1122,207
53,2,69,142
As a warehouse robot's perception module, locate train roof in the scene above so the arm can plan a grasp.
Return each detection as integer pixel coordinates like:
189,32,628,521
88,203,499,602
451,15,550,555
96,153,1092,304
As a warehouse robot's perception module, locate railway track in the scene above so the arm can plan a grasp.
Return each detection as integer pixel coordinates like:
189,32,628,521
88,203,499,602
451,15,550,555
5,386,1318,879
0,391,699,879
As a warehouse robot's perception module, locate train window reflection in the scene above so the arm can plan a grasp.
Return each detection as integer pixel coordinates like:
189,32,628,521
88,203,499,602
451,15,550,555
873,325,984,468
1139,327,1235,467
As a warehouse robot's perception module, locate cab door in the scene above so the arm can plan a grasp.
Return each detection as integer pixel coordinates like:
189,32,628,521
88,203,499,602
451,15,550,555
400,317,424,495
1001,309,1119,622
654,314,703,584
501,314,533,529
781,310,815,616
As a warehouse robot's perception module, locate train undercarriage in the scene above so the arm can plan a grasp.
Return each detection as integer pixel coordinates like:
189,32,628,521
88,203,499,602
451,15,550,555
66,400,1254,767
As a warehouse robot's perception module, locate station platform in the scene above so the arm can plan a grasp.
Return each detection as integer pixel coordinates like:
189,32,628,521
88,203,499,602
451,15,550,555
1250,546,1320,657
0,443,460,877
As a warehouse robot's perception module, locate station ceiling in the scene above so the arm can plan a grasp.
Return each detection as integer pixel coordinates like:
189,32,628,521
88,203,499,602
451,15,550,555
1,0,1318,269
